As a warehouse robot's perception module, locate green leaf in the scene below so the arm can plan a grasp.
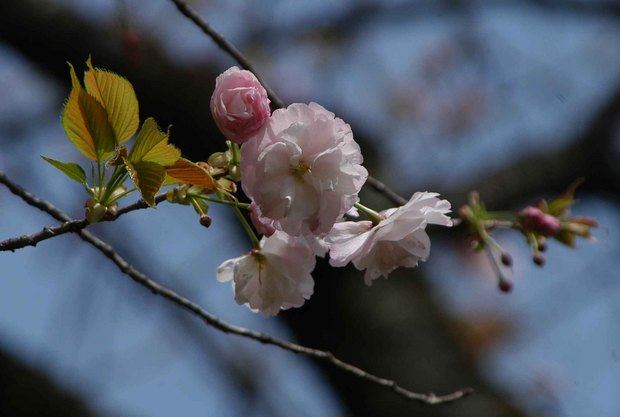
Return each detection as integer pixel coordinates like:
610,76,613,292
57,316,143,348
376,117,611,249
62,62,116,161
84,57,139,143
124,118,181,207
124,158,166,207
41,156,87,184
554,229,576,247
129,118,181,165
547,178,584,217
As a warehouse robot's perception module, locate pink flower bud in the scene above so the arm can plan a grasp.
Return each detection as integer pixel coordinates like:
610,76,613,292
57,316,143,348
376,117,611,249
520,206,561,236
210,67,271,144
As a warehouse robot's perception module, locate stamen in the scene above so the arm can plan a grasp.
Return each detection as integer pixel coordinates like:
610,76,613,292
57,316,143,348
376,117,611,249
291,160,311,179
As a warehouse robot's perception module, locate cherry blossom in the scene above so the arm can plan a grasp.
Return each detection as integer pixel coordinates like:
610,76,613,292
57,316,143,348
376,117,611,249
241,102,368,237
326,192,452,285
210,66,271,144
520,206,561,236
216,231,315,316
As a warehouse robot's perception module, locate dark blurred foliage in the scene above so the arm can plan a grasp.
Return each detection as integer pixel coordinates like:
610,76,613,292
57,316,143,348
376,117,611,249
0,347,98,417
2,1,620,416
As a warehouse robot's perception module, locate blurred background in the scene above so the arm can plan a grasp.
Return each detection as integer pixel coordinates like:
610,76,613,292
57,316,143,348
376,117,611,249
1,1,620,416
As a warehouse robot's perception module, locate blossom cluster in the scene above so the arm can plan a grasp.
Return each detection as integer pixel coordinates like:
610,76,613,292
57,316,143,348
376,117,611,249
211,67,452,316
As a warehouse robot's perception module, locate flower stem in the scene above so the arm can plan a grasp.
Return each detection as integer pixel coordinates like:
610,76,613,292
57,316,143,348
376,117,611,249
354,202,384,225
219,192,260,248
190,193,250,210
190,197,206,216
228,140,241,166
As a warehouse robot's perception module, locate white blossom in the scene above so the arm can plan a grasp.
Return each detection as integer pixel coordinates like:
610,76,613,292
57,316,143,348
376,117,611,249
326,192,452,285
216,231,316,316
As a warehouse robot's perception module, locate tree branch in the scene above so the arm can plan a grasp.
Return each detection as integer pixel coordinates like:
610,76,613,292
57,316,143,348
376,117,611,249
168,0,285,110
0,171,167,252
0,172,472,405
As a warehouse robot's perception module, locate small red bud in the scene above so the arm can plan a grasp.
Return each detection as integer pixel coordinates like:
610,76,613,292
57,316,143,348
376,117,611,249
500,252,513,267
199,214,212,228
122,29,143,66
102,204,118,220
533,252,545,267
520,206,561,236
498,278,513,293
538,240,548,252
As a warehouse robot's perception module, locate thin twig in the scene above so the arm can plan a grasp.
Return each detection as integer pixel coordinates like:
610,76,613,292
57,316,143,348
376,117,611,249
1,172,472,404
168,0,285,109
168,0,408,207
0,218,87,251
365,175,408,206
0,171,166,251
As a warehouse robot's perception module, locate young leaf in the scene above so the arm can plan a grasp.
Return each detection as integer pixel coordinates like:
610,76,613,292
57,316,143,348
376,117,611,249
84,57,139,143
166,158,216,190
547,178,583,217
108,145,129,166
41,156,86,184
62,63,116,161
125,118,181,206
124,159,166,207
129,118,181,165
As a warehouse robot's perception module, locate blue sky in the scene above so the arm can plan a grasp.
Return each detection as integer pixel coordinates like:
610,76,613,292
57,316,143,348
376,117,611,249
1,1,620,416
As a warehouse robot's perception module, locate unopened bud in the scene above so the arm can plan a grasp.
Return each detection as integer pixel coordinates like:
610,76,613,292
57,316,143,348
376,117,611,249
217,177,237,193
86,202,107,224
103,204,118,220
123,29,143,66
498,278,513,293
208,152,229,168
538,239,548,252
166,188,176,203
199,214,212,228
500,252,513,267
123,30,141,51
520,206,561,236
533,252,545,267
229,165,241,182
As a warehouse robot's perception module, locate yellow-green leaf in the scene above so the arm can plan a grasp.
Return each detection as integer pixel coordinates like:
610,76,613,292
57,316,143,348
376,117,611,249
41,156,86,184
62,63,116,161
84,57,139,143
129,118,181,165
547,178,583,217
166,158,216,190
124,158,166,207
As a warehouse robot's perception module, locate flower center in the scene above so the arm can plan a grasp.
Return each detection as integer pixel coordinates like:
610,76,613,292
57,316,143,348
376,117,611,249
250,249,267,264
291,160,311,179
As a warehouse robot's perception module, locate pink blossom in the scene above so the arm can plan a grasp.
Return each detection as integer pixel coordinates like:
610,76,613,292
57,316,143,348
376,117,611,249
241,102,368,237
520,206,561,236
326,192,452,285
216,231,315,316
210,66,271,144
249,202,276,237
